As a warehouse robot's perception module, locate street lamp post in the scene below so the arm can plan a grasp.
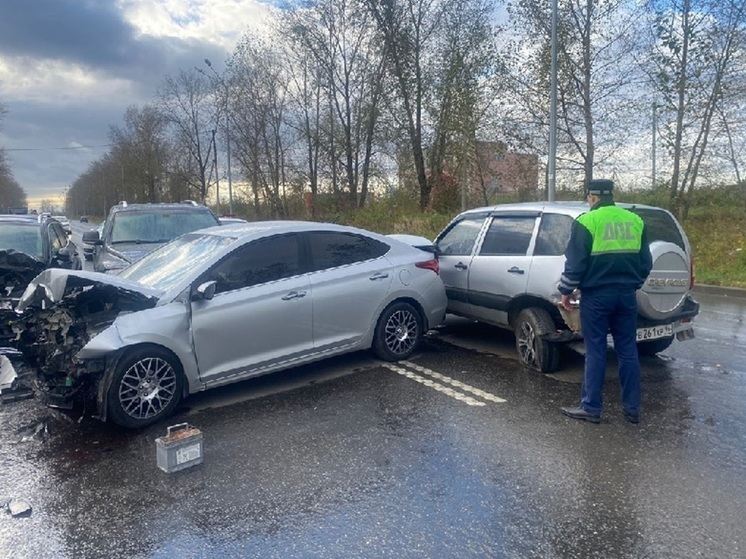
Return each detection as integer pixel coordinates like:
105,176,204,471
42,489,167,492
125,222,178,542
203,59,233,215
548,0,558,202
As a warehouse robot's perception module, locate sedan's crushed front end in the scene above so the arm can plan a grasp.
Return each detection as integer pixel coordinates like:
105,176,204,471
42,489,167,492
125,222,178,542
6,269,161,411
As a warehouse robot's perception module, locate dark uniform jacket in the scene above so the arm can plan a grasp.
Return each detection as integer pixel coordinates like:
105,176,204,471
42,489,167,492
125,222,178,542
558,199,653,296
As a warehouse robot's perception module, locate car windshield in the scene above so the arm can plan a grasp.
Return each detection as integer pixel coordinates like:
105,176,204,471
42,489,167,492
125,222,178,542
0,223,44,259
119,232,235,291
110,211,218,244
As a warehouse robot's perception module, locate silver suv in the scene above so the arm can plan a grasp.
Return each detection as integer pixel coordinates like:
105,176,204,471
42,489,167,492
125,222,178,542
83,201,220,273
434,201,699,372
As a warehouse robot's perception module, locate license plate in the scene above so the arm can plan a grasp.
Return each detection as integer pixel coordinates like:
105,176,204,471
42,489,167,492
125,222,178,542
636,324,673,342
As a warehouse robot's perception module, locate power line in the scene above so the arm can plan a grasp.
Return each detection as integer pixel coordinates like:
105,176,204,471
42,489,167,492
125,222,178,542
3,144,112,152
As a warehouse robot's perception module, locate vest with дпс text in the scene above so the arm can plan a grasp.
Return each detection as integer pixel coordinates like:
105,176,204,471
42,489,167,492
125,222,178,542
577,205,645,256
558,200,653,295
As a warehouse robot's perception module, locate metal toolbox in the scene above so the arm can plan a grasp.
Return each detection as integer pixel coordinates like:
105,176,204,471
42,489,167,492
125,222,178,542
155,423,203,473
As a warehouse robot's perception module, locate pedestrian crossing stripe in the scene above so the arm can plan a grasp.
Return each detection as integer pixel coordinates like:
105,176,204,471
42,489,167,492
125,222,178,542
381,362,506,406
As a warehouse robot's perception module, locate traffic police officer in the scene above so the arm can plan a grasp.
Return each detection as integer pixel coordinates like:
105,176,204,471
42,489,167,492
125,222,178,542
558,179,653,424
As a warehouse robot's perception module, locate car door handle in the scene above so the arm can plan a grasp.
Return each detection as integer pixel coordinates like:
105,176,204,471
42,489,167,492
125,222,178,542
455,262,468,270
281,291,307,300
369,272,389,280
507,266,525,274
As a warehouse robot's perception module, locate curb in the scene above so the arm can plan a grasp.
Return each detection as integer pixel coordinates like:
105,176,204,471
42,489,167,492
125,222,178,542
693,284,746,298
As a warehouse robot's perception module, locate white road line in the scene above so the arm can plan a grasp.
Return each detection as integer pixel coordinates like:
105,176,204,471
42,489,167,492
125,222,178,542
382,364,487,406
402,361,507,403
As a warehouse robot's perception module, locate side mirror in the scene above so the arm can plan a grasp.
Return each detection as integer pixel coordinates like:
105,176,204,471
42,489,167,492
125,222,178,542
193,280,217,301
82,230,101,245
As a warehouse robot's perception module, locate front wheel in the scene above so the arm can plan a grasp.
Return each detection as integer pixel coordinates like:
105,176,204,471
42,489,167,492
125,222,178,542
514,308,560,373
373,301,422,361
637,336,674,356
106,346,184,429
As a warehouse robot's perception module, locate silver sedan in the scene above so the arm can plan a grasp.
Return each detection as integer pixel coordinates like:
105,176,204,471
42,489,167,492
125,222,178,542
13,221,448,428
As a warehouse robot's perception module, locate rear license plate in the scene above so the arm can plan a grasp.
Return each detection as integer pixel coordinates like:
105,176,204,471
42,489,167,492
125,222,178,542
636,324,673,341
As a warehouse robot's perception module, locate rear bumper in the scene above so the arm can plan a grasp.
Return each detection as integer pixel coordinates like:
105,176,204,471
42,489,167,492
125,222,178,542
636,295,700,329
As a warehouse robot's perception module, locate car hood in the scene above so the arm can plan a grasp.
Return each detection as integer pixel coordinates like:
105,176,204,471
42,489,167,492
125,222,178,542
0,249,47,301
108,242,167,264
16,268,163,313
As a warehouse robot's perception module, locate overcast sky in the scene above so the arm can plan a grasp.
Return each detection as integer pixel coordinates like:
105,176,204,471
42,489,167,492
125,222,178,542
0,0,275,208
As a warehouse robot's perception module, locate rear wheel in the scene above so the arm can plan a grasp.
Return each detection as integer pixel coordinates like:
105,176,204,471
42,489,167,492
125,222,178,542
373,301,422,361
107,346,184,429
514,308,560,373
637,336,674,356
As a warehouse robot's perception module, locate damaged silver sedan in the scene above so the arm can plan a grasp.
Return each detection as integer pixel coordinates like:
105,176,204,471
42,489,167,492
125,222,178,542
7,221,447,428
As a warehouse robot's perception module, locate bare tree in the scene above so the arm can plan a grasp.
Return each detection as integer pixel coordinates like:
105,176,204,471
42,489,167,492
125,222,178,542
645,0,746,218
109,105,170,203
157,69,219,204
504,0,645,189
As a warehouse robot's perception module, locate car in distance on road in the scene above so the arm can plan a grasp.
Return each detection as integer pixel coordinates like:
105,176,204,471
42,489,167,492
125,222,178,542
79,215,89,223
82,201,220,273
434,201,699,372
11,221,447,428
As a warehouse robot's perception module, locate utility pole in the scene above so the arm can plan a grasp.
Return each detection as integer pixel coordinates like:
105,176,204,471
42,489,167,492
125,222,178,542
547,0,558,201
652,102,658,190
212,129,220,215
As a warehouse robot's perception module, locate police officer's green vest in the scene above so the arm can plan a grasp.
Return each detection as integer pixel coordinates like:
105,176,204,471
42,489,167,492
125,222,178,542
577,206,644,255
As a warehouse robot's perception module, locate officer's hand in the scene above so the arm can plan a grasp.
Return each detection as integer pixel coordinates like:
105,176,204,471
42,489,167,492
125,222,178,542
560,294,575,311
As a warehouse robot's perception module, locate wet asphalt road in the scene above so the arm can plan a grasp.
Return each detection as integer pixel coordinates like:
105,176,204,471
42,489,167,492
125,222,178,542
1,228,745,558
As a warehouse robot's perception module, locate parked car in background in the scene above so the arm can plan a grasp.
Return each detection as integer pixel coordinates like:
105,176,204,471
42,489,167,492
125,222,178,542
82,201,220,273
11,221,447,428
80,215,89,223
0,215,82,339
434,201,699,372
52,215,72,234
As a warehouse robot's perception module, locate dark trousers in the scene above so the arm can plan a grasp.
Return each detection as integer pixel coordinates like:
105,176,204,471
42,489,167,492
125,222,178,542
579,288,641,416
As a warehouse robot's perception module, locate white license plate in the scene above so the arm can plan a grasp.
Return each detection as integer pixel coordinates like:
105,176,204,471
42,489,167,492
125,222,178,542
636,324,673,342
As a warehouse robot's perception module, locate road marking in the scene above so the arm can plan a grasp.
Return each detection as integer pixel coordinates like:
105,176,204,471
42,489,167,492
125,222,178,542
381,363,506,406
402,361,507,403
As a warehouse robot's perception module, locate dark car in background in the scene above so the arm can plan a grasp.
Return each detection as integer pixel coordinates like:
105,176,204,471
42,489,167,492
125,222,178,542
0,215,82,338
82,201,220,273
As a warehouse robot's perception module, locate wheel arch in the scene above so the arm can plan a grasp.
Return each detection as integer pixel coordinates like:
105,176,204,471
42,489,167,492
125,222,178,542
95,342,187,423
507,294,562,330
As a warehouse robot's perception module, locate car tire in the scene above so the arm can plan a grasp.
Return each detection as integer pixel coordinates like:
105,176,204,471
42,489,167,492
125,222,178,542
637,336,674,356
373,301,422,361
106,346,184,429
514,308,560,373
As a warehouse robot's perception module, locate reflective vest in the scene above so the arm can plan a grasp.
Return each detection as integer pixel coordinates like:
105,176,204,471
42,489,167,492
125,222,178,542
577,206,645,256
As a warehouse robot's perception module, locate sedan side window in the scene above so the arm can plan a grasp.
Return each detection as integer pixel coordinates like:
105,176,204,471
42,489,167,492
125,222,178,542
210,234,302,294
307,231,388,272
479,216,536,256
437,217,485,256
534,214,574,256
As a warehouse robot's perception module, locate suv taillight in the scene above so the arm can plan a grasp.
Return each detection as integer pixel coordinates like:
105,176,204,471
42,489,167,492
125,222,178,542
690,257,695,290
416,258,440,275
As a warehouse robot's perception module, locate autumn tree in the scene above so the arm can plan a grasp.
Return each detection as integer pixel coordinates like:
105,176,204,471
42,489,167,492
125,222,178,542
157,69,220,204
644,0,746,218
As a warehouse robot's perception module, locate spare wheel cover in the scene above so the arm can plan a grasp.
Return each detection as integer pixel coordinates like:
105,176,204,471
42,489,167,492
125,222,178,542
637,241,691,320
